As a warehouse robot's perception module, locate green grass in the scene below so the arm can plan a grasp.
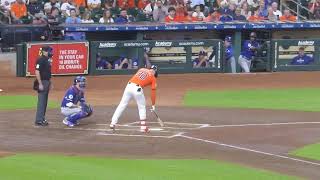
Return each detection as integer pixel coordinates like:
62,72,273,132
0,154,297,180
184,88,320,112
0,95,58,110
290,143,320,161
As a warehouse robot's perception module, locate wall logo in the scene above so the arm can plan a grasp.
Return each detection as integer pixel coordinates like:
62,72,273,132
298,41,314,46
155,41,172,47
99,42,117,48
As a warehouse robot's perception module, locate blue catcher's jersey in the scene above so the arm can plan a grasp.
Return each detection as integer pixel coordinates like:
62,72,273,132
241,40,259,59
61,86,85,108
290,55,314,65
225,46,234,60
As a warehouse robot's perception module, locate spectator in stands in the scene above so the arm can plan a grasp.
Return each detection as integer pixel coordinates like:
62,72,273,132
190,0,204,8
176,1,186,18
27,0,43,15
0,9,12,24
219,8,233,22
228,3,236,17
96,53,112,69
115,9,132,23
65,9,84,40
271,2,282,19
74,0,85,8
279,9,296,22
101,1,119,16
233,7,246,21
87,0,101,10
10,0,27,23
309,0,320,15
47,7,63,24
99,9,115,23
138,0,149,10
248,9,264,21
240,2,252,19
258,3,268,18
65,8,81,23
193,50,208,68
152,0,167,22
44,0,61,15
81,12,94,23
192,4,205,21
290,47,314,65
247,0,259,10
267,6,277,21
165,6,180,22
61,0,78,17
32,12,47,24
118,0,135,9
185,7,196,22
1,0,15,11
314,8,320,19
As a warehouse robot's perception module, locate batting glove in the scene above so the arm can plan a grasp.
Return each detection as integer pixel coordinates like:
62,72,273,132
151,105,156,111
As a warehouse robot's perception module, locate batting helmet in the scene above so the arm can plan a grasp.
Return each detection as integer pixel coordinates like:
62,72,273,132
150,65,158,78
74,76,86,88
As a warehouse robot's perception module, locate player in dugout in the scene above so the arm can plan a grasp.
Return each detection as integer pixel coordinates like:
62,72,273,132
290,47,314,65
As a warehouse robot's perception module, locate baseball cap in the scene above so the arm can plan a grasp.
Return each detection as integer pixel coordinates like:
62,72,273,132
41,46,52,52
225,36,232,42
199,50,206,55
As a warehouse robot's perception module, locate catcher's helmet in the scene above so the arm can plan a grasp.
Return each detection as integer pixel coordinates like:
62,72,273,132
74,76,86,88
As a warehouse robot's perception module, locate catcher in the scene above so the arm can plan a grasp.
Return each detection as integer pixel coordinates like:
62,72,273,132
60,76,93,127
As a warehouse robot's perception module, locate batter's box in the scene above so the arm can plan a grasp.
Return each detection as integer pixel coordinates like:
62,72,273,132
96,128,183,139
124,121,210,130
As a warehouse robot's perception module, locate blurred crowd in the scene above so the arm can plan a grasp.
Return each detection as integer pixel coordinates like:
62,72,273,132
0,0,318,25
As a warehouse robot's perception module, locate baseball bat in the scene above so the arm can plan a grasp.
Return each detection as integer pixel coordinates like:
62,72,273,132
151,109,164,127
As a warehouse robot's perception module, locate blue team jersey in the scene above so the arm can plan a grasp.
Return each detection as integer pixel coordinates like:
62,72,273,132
225,46,234,60
96,59,109,69
193,58,207,67
61,86,85,108
113,58,129,69
290,55,314,65
241,40,259,59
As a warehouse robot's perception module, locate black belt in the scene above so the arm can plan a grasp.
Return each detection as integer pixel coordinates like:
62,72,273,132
128,82,140,87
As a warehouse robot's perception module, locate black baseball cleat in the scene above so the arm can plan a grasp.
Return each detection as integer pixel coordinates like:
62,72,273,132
34,120,49,127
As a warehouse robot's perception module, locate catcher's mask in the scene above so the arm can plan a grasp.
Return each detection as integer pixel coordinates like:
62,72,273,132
74,76,86,89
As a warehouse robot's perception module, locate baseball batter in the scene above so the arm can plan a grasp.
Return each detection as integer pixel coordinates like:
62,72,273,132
61,76,93,127
110,65,158,133
238,32,260,73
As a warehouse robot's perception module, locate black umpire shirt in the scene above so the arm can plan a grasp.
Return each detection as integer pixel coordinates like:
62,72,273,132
35,56,51,80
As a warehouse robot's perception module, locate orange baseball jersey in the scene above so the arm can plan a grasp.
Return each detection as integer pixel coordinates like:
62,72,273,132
129,68,157,105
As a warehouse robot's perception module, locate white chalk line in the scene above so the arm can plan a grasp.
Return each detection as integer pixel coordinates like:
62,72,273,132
49,127,172,133
179,134,320,167
207,121,320,128
120,121,208,127
97,131,184,139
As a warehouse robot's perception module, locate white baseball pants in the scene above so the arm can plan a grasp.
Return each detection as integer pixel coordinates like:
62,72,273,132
111,83,146,125
238,55,251,73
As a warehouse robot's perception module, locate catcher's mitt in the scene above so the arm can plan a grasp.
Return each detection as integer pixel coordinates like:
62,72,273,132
82,104,93,117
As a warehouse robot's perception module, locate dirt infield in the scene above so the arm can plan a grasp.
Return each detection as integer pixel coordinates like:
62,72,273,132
1,61,320,179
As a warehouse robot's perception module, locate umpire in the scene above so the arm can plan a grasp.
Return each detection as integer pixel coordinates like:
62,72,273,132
34,46,53,126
